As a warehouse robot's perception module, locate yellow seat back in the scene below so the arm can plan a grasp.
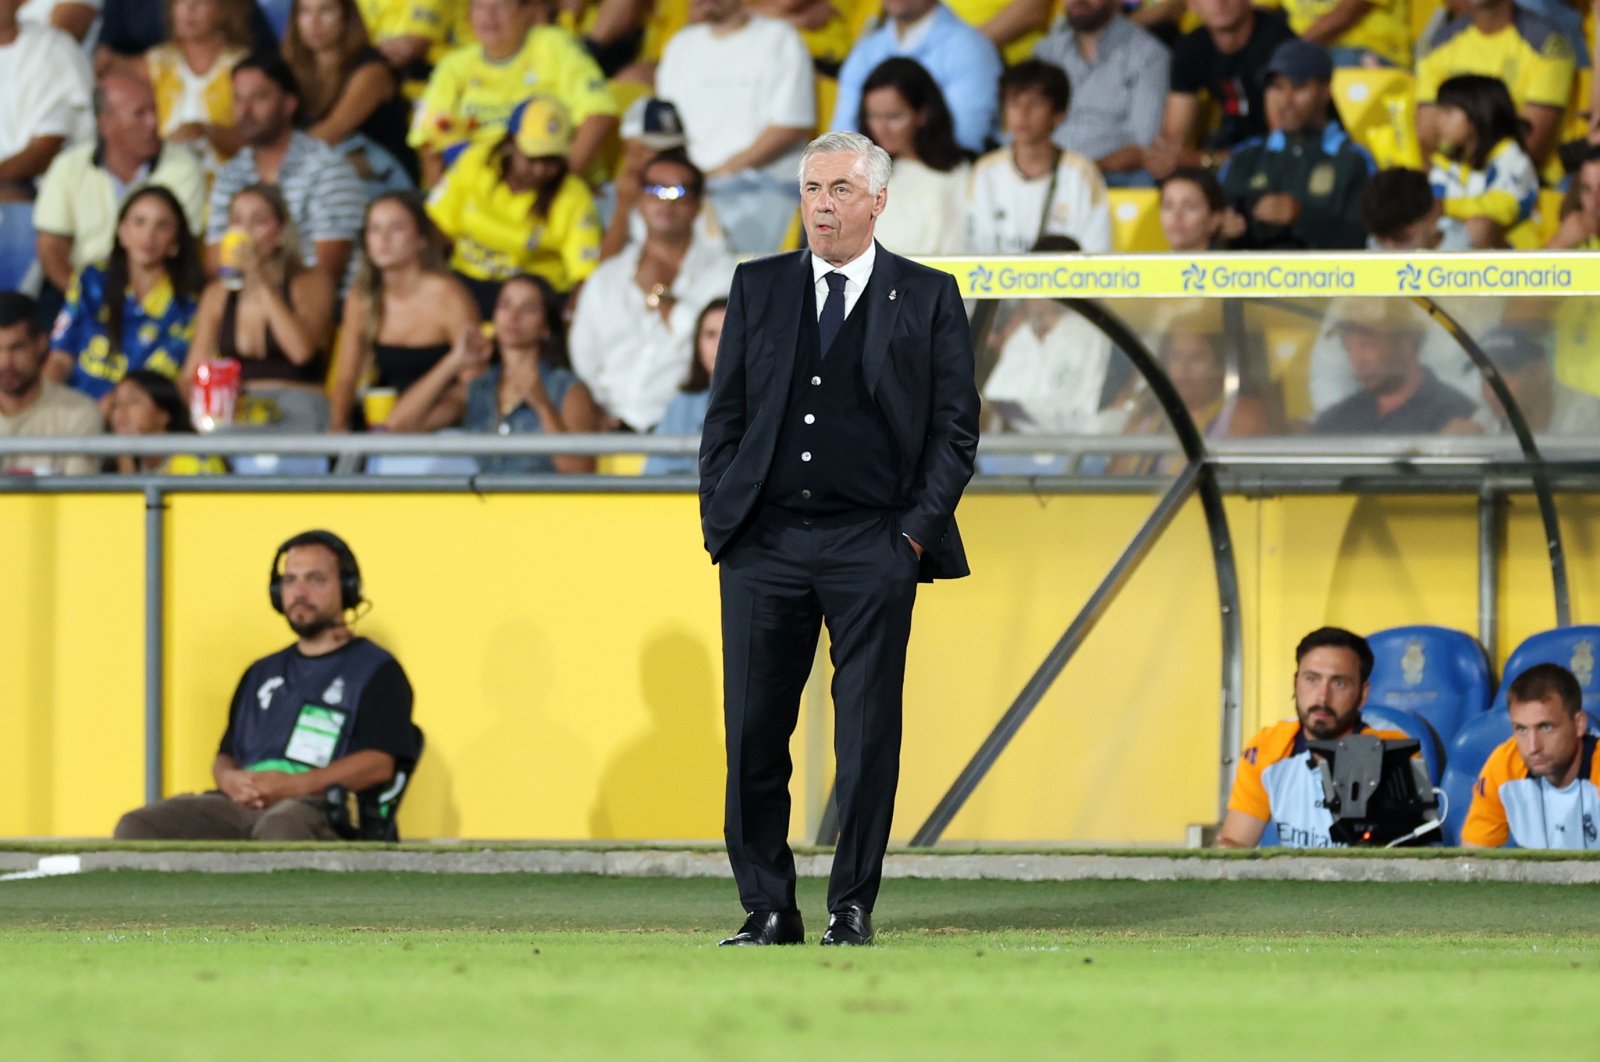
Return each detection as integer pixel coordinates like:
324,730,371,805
1333,68,1417,150
1107,188,1167,253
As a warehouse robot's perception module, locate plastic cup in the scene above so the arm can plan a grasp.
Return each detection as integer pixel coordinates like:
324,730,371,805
219,228,250,291
191,358,242,432
362,388,398,428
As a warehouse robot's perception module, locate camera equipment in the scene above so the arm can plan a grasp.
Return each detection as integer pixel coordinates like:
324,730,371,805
1306,733,1440,847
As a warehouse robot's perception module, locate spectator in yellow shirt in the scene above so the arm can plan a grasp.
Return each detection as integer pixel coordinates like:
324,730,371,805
409,0,618,186
426,95,602,314
1416,0,1575,167
357,0,453,79
1262,0,1410,68
1428,74,1539,247
138,0,253,165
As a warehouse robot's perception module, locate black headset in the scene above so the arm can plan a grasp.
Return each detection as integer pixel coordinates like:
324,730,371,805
269,529,363,614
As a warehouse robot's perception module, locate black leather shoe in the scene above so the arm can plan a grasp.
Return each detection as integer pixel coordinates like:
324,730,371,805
819,904,874,946
718,909,805,946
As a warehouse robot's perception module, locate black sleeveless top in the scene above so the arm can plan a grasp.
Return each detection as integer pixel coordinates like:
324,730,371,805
374,340,452,392
220,284,324,385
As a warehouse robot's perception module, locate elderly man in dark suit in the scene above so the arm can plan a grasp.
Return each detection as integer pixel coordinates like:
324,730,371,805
699,130,980,947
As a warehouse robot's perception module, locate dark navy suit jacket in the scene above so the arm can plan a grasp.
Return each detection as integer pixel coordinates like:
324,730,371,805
698,243,979,581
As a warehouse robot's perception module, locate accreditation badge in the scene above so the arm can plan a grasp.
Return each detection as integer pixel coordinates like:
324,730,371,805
284,704,348,768
1308,163,1336,199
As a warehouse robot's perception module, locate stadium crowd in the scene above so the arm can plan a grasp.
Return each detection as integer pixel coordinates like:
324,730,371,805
3,0,1600,472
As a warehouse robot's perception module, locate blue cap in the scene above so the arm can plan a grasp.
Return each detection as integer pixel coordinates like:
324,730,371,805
1266,39,1333,83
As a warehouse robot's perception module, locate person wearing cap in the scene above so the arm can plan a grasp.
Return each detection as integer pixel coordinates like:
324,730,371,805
1148,0,1297,179
1219,40,1372,250
425,95,601,315
599,97,725,260
1310,298,1478,435
409,0,618,187
1467,326,1600,437
655,0,815,254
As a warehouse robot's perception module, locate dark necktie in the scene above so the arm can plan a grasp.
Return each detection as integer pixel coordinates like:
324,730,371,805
818,271,847,357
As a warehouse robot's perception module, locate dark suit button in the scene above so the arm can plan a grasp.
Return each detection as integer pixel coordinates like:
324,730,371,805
800,490,811,499
811,376,821,386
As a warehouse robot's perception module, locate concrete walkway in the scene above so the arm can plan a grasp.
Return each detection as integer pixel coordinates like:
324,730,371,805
4,847,1600,884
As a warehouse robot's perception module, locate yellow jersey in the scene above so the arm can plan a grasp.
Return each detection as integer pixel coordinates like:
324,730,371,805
409,26,618,155
1416,10,1575,111
357,0,453,59
1265,0,1410,67
425,140,601,291
146,44,247,138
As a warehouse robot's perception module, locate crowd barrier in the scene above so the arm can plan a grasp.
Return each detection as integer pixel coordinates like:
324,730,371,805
4,253,1594,844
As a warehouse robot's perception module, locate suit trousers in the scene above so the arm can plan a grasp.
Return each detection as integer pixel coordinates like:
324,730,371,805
719,506,919,914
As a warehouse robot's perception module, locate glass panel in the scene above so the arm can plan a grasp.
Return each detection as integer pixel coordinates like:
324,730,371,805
970,289,1597,463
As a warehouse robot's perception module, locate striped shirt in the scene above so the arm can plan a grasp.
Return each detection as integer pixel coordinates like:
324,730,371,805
1033,15,1170,163
205,131,366,268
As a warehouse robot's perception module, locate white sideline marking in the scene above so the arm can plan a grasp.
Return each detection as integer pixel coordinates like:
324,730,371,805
0,855,82,882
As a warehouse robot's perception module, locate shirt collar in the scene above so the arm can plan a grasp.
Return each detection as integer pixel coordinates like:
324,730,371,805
892,4,942,48
130,274,176,319
1264,122,1345,155
811,240,877,291
1059,12,1133,58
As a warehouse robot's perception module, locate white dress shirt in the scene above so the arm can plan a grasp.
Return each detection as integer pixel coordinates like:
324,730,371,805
569,230,738,430
810,239,876,322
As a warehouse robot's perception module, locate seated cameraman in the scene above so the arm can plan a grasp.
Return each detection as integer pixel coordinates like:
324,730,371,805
1463,664,1599,850
115,531,418,841
1218,627,1404,848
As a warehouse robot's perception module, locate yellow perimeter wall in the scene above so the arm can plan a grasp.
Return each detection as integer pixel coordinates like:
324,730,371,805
3,490,1595,842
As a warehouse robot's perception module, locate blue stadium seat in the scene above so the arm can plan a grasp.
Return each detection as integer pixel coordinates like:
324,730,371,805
364,454,480,476
257,0,291,39
1437,710,1512,845
230,454,331,475
1489,626,1600,714
0,201,39,293
1365,625,1493,742
1361,705,1447,786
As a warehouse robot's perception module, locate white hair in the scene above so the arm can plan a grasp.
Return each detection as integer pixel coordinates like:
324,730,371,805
798,131,892,196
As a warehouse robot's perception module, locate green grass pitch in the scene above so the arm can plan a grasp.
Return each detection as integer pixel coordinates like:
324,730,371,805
3,871,1599,1060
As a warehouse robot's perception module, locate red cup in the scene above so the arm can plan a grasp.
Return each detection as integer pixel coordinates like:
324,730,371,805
191,358,242,432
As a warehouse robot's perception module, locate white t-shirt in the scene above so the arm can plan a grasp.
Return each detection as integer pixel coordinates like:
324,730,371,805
0,24,93,164
875,158,970,256
18,0,101,48
983,307,1117,434
965,147,1111,254
655,15,815,182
